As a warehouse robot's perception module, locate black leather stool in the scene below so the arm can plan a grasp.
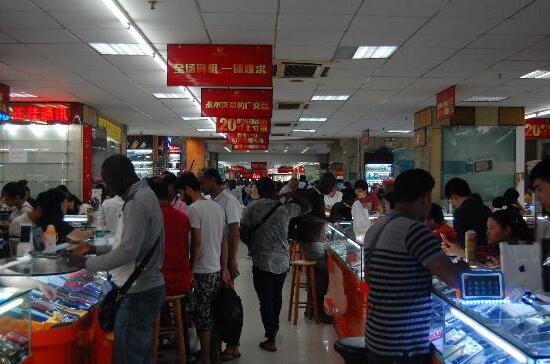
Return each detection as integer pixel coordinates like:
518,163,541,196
334,337,368,364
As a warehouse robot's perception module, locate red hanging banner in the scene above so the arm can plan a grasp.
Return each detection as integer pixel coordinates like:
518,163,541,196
525,118,550,139
201,89,272,118
232,143,269,151
436,86,455,121
226,132,269,146
0,83,9,121
167,44,272,87
216,117,271,133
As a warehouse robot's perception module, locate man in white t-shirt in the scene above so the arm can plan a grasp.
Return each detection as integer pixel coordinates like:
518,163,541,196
324,186,343,210
177,172,228,364
100,195,124,234
199,168,242,360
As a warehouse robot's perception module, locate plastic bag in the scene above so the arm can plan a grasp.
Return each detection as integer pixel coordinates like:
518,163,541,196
352,200,371,243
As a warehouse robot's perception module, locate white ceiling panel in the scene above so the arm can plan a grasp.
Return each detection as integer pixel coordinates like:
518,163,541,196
275,45,335,61
318,77,364,90
418,17,500,35
27,43,97,56
209,30,274,44
507,49,550,61
359,0,447,17
272,110,302,122
437,0,532,18
203,13,276,30
0,0,40,11
405,33,479,48
392,47,457,60
362,77,416,91
280,0,363,14
514,0,550,19
144,29,210,44
276,29,343,46
198,0,276,13
341,31,413,46
349,16,427,35
0,11,60,28
121,0,199,15
452,48,516,63
135,12,205,31
490,19,550,35
48,11,121,30
69,28,136,43
468,34,545,50
278,14,352,31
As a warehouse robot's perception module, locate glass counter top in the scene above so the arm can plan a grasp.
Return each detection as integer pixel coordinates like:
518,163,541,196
0,287,30,307
433,279,550,361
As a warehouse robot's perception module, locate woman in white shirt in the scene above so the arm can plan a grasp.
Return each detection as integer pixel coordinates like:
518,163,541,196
1,181,33,221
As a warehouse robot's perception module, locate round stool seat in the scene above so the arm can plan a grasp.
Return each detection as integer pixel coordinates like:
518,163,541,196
334,337,367,364
291,260,317,266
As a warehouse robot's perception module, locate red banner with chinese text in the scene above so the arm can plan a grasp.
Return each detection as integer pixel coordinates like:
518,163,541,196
251,162,267,170
10,103,82,124
201,89,272,118
232,143,269,151
216,117,271,133
167,45,272,87
226,132,269,146
525,118,550,139
436,86,455,121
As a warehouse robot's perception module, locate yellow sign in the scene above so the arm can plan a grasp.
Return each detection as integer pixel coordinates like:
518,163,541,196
99,116,122,143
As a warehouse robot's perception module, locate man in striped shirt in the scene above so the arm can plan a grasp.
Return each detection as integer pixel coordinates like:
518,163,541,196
364,169,468,364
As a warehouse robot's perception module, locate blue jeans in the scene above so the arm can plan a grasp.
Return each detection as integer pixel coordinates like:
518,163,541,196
113,285,165,364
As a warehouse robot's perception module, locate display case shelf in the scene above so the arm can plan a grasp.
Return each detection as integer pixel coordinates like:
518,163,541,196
0,287,31,364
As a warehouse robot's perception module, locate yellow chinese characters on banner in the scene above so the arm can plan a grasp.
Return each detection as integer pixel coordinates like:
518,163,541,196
99,116,122,143
204,101,270,110
172,63,268,75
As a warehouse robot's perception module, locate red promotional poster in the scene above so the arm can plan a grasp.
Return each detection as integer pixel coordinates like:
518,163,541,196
436,86,455,121
216,118,271,133
227,132,269,145
251,162,267,170
201,89,272,118
0,83,9,121
525,118,550,139
167,45,272,87
232,143,269,151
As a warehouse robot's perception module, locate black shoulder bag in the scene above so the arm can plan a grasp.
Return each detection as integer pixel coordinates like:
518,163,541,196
240,202,282,246
99,235,162,331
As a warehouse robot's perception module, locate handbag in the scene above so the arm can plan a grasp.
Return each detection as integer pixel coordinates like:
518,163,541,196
99,236,162,331
240,202,282,246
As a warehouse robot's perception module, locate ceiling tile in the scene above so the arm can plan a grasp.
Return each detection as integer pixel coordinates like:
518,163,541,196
136,12,205,30
437,0,532,18
27,43,97,56
513,0,550,19
278,14,352,31
121,0,199,15
0,11,61,29
468,34,545,50
276,30,343,46
348,16,427,35
361,77,416,91
359,0,447,17
280,0,363,14
341,31,412,46
198,0,277,13
392,47,457,60
490,19,550,35
145,29,210,44
0,0,40,11
418,17,500,35
405,33,478,48
203,13,275,30
48,11,122,29
275,45,335,61
209,30,274,44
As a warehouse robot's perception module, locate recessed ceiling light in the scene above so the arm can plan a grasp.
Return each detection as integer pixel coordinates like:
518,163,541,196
353,46,398,59
153,93,188,99
10,92,37,98
520,70,550,79
89,43,152,55
181,116,208,120
294,129,317,133
463,96,508,102
223,147,231,152
387,130,412,133
311,95,350,101
299,117,327,122
197,128,215,132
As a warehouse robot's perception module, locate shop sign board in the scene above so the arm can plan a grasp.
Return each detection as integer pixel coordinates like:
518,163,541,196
216,117,271,133
0,83,10,121
278,166,294,174
127,135,153,150
226,132,269,146
232,143,269,151
436,86,455,121
201,89,272,118
99,116,122,143
167,45,272,87
525,118,550,139
251,162,267,170
11,103,75,123
230,165,247,173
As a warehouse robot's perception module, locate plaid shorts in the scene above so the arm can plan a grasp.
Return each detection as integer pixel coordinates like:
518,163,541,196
192,271,221,331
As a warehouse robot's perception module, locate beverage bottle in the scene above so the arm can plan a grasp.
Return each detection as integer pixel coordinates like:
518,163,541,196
465,230,477,264
43,225,58,252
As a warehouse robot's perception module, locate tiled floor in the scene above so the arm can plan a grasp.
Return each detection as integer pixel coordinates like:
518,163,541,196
229,247,345,364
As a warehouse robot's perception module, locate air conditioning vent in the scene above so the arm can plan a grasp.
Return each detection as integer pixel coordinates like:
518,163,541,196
270,133,287,137
275,102,310,110
274,123,292,127
321,66,330,77
275,62,330,79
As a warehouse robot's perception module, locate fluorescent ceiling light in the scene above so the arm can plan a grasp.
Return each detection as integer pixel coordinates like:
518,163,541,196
450,308,527,363
539,110,550,116
181,116,208,120
299,117,327,122
197,128,215,132
89,43,152,55
353,46,398,59
311,95,350,101
387,130,412,133
102,0,129,27
224,147,231,153
520,70,550,79
10,92,37,98
301,147,310,154
294,129,317,133
153,93,188,99
154,53,167,71
463,96,508,102
525,113,537,119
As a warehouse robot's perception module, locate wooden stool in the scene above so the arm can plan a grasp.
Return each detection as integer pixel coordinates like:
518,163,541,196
290,240,304,261
288,260,319,325
153,295,187,364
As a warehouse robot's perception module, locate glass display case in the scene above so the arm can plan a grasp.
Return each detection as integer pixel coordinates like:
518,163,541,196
0,287,31,364
326,222,363,279
127,149,153,179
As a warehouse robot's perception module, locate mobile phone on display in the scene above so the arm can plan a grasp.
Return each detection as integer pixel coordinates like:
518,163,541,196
19,224,32,244
474,159,493,173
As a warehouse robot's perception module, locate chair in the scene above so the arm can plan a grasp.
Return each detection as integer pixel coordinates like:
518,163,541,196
153,294,187,364
288,260,318,325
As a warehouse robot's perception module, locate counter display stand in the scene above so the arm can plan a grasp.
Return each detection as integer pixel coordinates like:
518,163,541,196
0,256,112,364
325,221,550,363
0,288,31,364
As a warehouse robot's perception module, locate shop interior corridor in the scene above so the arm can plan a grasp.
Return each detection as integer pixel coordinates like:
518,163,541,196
229,244,344,364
